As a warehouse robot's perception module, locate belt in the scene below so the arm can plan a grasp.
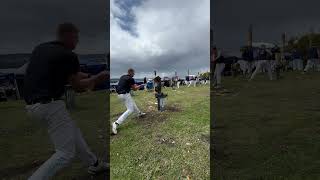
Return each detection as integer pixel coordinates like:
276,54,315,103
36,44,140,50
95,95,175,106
26,97,61,105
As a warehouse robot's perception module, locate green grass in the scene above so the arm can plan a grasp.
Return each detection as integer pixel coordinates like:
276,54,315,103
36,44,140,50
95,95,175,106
0,91,109,179
110,85,210,179
213,71,320,180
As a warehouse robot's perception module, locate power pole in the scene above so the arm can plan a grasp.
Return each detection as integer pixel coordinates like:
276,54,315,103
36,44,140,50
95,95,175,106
248,24,253,47
309,27,314,48
281,32,286,60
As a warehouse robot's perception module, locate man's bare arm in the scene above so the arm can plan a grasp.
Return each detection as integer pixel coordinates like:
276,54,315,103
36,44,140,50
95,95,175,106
131,84,141,91
69,70,108,92
78,72,90,79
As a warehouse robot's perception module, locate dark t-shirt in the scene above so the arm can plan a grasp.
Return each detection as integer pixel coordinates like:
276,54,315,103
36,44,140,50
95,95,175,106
116,75,135,94
155,82,161,93
215,56,226,63
24,41,80,102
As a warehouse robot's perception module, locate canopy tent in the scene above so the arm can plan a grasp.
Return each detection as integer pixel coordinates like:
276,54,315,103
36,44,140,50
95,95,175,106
0,53,109,101
0,73,21,100
0,62,29,99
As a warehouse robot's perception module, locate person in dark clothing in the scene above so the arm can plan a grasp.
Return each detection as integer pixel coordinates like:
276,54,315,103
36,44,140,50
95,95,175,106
112,68,146,135
143,77,147,84
291,48,303,71
154,76,167,111
24,23,109,180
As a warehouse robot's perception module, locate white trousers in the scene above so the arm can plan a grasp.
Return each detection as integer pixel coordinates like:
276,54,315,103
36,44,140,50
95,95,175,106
213,63,225,86
304,59,318,72
116,93,141,125
237,60,250,75
187,80,196,87
26,100,97,180
250,60,273,80
293,59,303,71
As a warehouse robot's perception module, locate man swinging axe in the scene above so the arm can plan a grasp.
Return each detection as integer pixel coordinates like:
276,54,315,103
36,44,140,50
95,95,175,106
112,68,146,135
24,23,109,180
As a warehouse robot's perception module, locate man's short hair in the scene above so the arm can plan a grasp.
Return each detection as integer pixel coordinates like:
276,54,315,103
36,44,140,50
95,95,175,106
128,68,135,74
57,23,79,38
154,76,161,82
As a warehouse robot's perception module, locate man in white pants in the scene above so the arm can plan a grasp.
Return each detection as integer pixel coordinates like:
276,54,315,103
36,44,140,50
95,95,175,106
112,68,146,135
249,47,273,81
187,76,195,87
24,23,109,180
304,47,319,72
292,48,303,71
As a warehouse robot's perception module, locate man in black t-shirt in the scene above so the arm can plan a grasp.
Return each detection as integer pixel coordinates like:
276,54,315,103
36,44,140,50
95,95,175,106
112,68,146,135
24,23,108,179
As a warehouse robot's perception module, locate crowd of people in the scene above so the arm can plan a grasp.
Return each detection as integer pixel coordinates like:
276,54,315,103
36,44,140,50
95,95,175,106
211,44,320,89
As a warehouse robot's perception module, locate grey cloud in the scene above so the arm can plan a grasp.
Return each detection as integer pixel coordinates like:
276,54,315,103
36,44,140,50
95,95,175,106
212,0,320,52
0,0,108,54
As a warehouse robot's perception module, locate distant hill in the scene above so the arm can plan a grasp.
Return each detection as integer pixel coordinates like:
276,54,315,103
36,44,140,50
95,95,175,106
0,53,107,69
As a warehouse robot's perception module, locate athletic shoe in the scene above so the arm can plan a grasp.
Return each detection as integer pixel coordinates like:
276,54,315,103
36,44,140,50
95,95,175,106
88,161,109,175
138,112,146,117
112,122,118,135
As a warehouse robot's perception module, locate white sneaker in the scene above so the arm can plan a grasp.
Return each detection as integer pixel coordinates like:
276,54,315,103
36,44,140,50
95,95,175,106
112,122,118,135
88,161,109,175
138,112,146,117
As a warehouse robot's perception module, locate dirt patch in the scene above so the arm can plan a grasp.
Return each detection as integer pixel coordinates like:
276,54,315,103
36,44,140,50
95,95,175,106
155,135,176,147
135,111,168,128
135,103,182,127
164,104,182,112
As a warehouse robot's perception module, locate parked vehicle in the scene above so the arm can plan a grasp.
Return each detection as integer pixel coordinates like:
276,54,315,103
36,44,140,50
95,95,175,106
110,80,118,92
162,77,171,87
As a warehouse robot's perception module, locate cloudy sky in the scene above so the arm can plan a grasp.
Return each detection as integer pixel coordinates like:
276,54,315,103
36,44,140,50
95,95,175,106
0,0,108,54
212,0,320,53
110,0,210,78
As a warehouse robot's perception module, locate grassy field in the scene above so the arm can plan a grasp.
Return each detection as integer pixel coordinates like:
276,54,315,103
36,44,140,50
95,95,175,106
0,91,109,179
110,85,210,179
213,71,320,179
